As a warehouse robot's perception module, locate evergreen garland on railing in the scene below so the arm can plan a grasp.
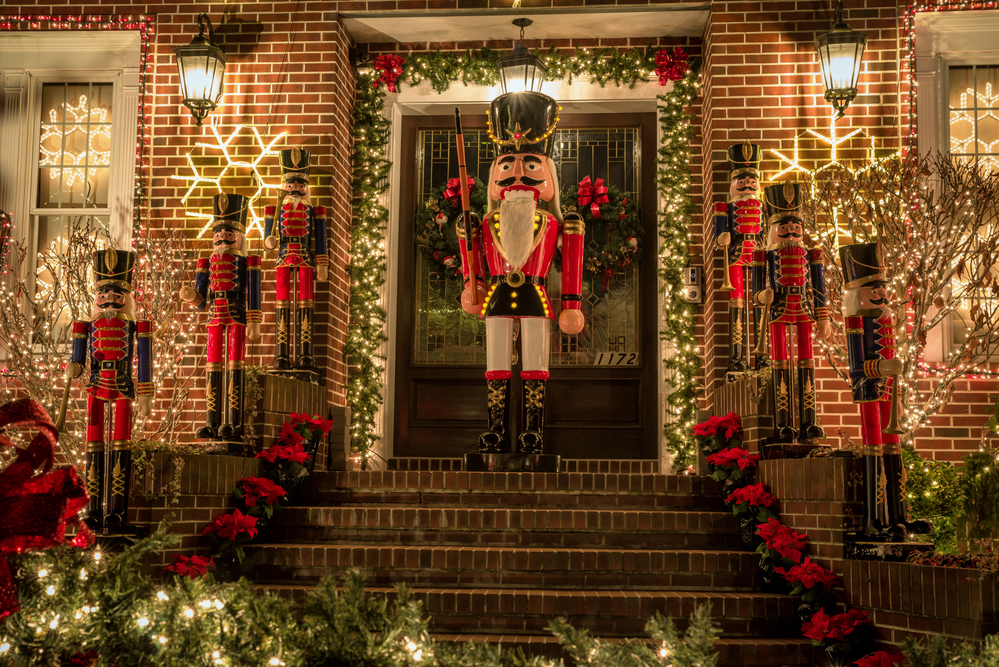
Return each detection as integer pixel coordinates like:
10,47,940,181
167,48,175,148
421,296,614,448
350,48,700,468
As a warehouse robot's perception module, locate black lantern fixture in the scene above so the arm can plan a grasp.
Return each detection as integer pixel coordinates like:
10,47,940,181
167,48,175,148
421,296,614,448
815,0,867,119
174,14,227,126
497,19,547,95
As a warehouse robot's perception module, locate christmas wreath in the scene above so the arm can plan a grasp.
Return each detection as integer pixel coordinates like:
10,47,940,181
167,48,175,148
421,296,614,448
558,176,644,288
414,176,489,283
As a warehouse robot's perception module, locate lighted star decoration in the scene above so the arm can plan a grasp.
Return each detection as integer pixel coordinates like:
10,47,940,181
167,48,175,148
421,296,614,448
949,81,999,175
171,122,286,238
38,95,111,187
770,110,900,246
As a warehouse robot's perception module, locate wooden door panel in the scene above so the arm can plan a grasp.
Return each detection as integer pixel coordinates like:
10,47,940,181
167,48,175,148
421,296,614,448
546,377,642,426
412,378,486,422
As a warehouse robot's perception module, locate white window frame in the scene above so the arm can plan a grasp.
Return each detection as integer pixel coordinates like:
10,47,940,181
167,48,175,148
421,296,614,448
0,32,142,266
913,9,999,362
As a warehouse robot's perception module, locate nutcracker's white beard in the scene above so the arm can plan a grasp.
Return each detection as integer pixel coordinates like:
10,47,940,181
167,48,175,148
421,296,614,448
498,190,537,272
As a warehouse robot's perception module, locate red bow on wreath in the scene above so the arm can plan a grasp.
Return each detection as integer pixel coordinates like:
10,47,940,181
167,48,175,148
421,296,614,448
372,54,405,93
655,48,689,86
0,399,94,620
444,176,475,208
578,176,609,219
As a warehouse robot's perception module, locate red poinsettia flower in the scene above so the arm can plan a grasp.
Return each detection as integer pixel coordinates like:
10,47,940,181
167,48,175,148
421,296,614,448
289,412,310,426
200,509,259,542
66,650,100,667
755,518,809,563
827,608,870,641
240,477,287,508
693,416,720,437
256,442,311,464
800,607,833,642
775,557,840,590
278,421,306,446
164,553,216,580
308,415,335,435
716,412,742,437
706,447,760,470
725,483,777,508
854,650,907,667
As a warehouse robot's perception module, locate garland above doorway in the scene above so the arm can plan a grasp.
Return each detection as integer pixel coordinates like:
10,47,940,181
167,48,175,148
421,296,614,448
348,46,701,471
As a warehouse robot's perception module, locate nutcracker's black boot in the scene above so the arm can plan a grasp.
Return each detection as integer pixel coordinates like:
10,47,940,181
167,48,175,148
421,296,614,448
196,368,223,439
861,454,902,541
884,451,933,535
797,364,825,441
83,442,105,530
274,306,292,371
518,379,547,455
771,363,797,442
477,379,509,454
219,366,245,441
103,442,134,532
297,306,320,377
753,307,770,369
726,303,750,373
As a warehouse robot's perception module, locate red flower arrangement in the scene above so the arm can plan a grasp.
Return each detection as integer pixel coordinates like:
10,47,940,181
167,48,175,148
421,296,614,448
707,447,760,471
756,518,808,564
654,47,689,85
164,554,216,580
372,54,405,93
854,651,906,667
239,477,287,508
256,442,311,464
775,557,840,592
201,509,259,542
693,412,741,439
801,607,871,644
725,483,777,517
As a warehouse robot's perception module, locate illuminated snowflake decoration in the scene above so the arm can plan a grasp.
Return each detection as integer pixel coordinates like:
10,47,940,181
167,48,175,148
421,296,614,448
950,81,999,175
38,95,111,187
171,123,286,238
770,110,900,245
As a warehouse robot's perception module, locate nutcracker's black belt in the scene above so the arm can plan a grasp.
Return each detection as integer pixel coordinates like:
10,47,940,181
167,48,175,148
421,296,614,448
776,286,807,296
491,275,546,286
99,360,130,371
210,291,242,301
281,236,309,245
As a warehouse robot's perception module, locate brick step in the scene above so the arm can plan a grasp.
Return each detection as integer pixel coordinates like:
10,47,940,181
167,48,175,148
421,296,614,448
249,544,759,590
299,471,724,510
260,585,795,637
271,506,742,550
387,458,661,474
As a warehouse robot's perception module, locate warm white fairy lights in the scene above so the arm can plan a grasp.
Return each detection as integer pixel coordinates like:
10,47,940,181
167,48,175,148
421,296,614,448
38,94,112,187
171,122,286,239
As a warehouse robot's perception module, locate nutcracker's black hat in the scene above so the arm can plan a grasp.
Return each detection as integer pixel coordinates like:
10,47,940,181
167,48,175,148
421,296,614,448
727,140,762,181
487,92,560,157
94,248,135,292
839,242,886,290
280,147,311,184
212,192,247,233
764,181,805,225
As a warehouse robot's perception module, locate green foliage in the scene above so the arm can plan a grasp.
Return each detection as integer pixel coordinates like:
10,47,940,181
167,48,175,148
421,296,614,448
414,176,489,288
131,440,205,505
901,446,964,552
0,528,722,666
959,445,999,541
242,364,267,451
901,634,999,667
548,602,719,667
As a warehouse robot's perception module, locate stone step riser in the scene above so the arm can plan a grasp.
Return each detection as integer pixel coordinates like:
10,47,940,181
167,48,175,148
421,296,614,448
270,526,743,550
299,491,725,511
387,459,661,474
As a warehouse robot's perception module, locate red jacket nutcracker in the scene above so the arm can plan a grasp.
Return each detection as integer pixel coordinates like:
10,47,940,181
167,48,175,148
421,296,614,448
459,91,585,457
264,148,329,379
753,182,830,445
713,141,764,373
180,193,262,442
66,249,153,532
840,242,931,541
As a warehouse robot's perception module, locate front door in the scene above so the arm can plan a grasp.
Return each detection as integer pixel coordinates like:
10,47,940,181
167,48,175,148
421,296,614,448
393,112,659,460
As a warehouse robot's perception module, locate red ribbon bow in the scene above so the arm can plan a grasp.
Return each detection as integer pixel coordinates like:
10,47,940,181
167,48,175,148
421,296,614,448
444,176,475,208
655,48,689,86
372,54,405,93
577,176,609,219
0,399,94,620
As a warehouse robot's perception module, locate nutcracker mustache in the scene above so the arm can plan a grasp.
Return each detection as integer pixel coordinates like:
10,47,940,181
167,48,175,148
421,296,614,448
869,297,888,306
496,177,546,188
777,230,802,239
214,239,236,247
96,301,125,310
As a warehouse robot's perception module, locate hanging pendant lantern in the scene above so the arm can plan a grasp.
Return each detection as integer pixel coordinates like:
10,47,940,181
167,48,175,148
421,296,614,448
815,0,867,119
498,19,547,95
174,14,227,126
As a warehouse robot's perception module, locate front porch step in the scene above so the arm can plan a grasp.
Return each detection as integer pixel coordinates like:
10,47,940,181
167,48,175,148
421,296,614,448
249,544,760,590
387,458,661,474
299,471,725,510
271,506,742,550
259,585,797,637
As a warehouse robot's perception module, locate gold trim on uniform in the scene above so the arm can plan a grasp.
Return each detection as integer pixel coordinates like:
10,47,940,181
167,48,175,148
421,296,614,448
206,362,223,371
86,441,105,453
797,359,814,368
562,220,585,235
773,359,790,369
298,299,315,308
111,439,130,451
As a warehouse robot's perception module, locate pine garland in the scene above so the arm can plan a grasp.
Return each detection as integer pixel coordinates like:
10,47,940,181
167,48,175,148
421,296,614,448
351,48,700,469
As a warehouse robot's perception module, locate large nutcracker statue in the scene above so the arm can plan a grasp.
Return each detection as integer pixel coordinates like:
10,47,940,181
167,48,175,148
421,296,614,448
753,182,830,444
714,141,764,373
263,148,329,378
66,249,153,531
179,193,262,441
840,243,931,540
459,91,585,458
